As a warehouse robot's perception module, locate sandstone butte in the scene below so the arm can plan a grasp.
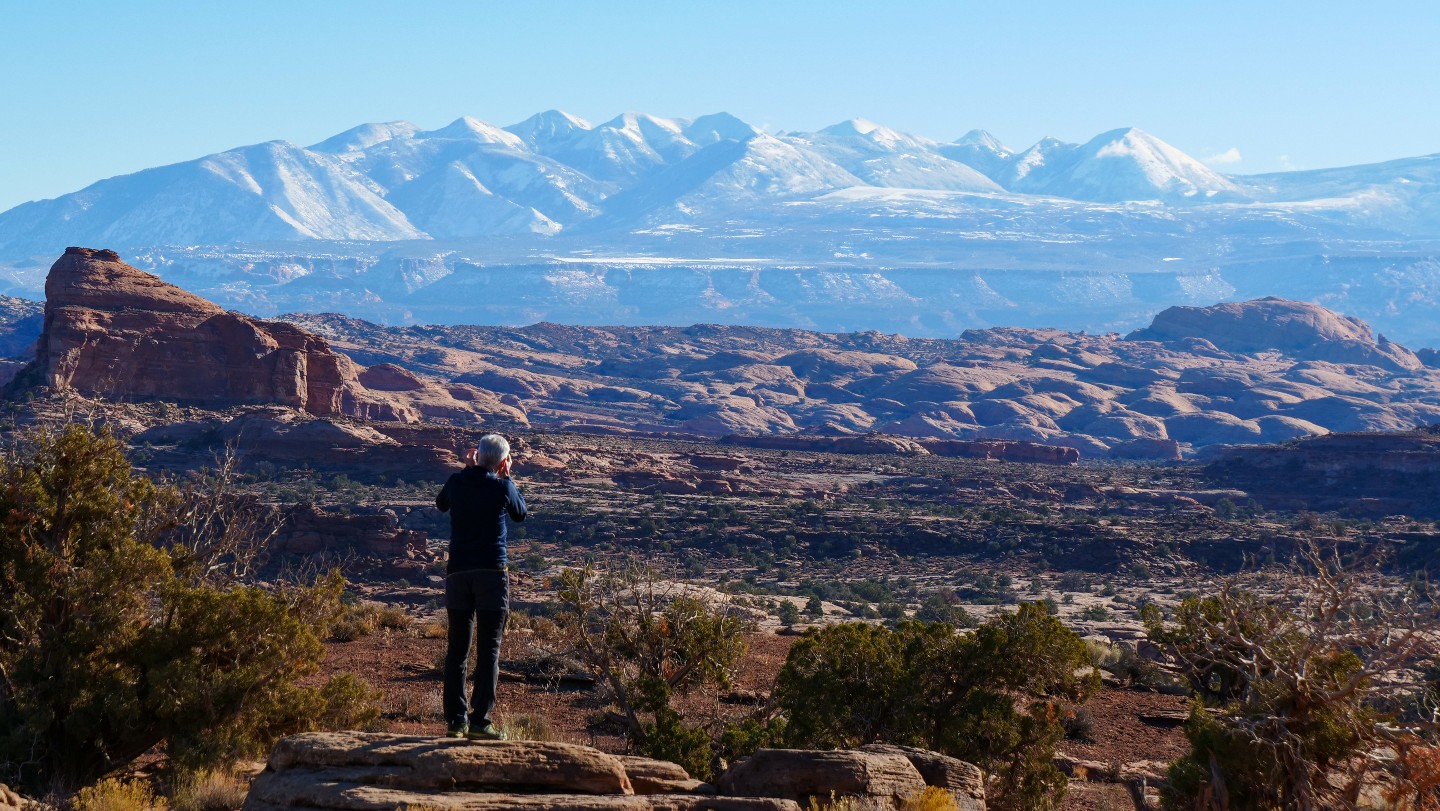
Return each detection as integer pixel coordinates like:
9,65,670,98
8,247,523,425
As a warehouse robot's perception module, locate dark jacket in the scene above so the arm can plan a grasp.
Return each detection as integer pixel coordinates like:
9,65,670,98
436,467,527,573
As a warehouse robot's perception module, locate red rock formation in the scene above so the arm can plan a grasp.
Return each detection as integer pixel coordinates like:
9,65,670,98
921,438,1081,466
21,248,414,420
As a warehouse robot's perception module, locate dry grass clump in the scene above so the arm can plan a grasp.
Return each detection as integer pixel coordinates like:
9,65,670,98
171,769,248,811
804,792,883,811
386,692,440,723
805,788,959,811
72,777,163,811
329,602,381,642
375,604,411,631
899,787,962,811
330,601,409,641
501,713,559,742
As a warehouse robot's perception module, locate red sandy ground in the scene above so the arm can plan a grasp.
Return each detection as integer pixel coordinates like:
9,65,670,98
318,624,1188,810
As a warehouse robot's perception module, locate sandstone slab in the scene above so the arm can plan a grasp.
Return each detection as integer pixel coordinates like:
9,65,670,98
717,749,926,810
246,733,796,811
617,756,712,795
265,732,634,794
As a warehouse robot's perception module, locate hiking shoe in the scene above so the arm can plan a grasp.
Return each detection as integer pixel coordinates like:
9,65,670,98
466,722,507,741
444,724,468,738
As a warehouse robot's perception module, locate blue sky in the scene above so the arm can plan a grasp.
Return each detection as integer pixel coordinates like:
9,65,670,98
2,0,1438,211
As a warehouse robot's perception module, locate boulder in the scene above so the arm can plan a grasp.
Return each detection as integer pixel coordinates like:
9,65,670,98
0,784,28,811
717,749,926,810
857,745,985,811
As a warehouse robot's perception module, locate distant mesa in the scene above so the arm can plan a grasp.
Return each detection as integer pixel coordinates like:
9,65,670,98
1129,297,1423,371
6,247,523,425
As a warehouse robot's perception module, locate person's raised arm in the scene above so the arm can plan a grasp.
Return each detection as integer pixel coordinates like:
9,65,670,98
505,479,527,522
436,477,452,513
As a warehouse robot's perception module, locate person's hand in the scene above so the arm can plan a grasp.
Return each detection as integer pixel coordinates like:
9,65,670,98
498,455,513,478
462,448,478,467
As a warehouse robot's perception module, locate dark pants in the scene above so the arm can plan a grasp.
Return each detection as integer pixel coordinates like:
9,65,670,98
443,568,509,729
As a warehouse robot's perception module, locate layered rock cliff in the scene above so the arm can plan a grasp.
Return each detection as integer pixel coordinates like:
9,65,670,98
10,248,524,425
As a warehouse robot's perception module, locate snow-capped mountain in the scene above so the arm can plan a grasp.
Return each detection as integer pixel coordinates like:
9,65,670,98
937,130,1015,183
0,140,422,255
2,111,1440,345
788,119,1001,192
0,111,1289,258
1009,128,1243,202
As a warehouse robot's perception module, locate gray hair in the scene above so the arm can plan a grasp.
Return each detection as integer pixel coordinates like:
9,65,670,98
476,433,510,470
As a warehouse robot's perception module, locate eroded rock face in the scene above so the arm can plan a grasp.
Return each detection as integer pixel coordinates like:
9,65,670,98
18,248,411,420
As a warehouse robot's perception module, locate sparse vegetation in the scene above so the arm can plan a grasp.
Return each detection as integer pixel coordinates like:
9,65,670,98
0,422,380,793
71,777,161,811
1145,541,1440,810
775,604,1099,811
557,560,753,779
170,768,248,811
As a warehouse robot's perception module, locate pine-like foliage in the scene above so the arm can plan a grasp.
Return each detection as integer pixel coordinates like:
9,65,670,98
0,422,378,793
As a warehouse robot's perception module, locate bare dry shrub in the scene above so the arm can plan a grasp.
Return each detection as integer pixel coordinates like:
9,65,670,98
171,769,247,811
1146,539,1440,810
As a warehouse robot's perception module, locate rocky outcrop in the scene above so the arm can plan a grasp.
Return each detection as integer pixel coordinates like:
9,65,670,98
244,732,797,811
717,749,927,811
1205,428,1440,517
17,248,412,420
10,248,526,426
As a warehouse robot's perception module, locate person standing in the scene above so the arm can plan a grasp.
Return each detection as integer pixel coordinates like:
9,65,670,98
435,433,526,740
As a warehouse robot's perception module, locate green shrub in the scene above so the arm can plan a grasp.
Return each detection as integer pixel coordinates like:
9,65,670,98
0,423,380,792
775,604,1097,811
776,600,802,626
557,561,753,777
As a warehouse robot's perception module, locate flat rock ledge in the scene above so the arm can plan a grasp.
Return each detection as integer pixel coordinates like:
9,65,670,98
243,732,796,811
720,748,985,811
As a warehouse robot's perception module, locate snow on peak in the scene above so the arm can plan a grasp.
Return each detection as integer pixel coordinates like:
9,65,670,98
504,109,593,148
1061,127,1243,201
424,116,525,149
309,121,421,154
954,129,1011,155
820,118,884,137
989,128,1245,202
683,112,760,146
602,112,687,139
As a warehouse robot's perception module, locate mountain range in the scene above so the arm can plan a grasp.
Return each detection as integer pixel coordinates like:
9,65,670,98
1,111,1438,344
